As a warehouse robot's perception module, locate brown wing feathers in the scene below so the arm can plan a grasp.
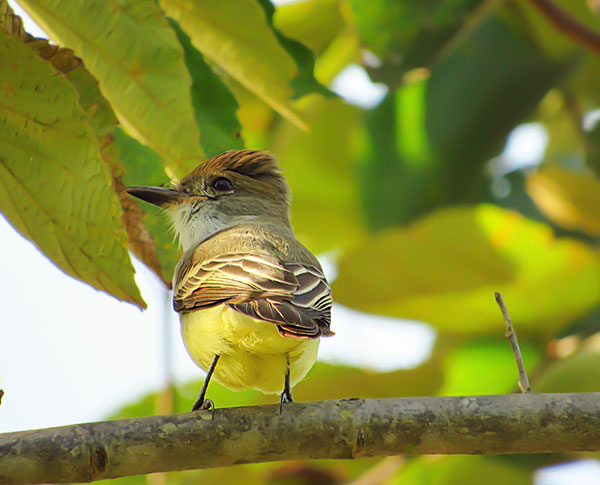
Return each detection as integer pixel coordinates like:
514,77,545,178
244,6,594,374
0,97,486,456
173,253,333,338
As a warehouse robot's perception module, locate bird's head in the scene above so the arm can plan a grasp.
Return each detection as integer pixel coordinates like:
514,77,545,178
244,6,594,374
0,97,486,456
126,150,292,251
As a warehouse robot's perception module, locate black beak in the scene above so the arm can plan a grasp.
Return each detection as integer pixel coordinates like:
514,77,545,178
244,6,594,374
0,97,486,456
125,186,189,207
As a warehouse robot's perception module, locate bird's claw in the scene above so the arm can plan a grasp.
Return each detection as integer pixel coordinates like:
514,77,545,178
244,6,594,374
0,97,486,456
192,398,215,419
279,391,293,415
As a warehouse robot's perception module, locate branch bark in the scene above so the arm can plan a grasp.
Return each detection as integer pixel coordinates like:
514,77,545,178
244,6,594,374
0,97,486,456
1,393,600,483
526,0,600,55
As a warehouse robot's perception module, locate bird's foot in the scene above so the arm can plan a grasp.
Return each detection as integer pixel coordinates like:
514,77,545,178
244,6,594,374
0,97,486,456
279,390,293,415
192,398,215,419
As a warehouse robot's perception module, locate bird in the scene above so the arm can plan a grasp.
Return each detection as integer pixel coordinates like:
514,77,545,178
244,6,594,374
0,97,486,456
126,150,333,412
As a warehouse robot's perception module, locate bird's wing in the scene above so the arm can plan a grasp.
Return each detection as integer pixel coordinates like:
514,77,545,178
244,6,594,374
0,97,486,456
173,253,333,338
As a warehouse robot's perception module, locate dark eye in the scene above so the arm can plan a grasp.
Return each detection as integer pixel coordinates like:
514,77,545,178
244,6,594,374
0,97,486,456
212,177,233,192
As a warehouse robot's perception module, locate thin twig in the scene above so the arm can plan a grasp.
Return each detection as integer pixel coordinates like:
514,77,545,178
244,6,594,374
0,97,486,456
495,292,531,393
526,0,600,55
437,0,505,62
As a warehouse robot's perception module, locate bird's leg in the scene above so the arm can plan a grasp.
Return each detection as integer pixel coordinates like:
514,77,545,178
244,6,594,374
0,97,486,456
192,354,220,413
279,355,293,414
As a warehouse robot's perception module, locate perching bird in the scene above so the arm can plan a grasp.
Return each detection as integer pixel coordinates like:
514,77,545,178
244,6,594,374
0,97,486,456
126,150,333,411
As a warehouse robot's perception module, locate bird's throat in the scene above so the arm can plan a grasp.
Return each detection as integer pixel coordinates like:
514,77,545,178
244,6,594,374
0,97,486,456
167,204,262,252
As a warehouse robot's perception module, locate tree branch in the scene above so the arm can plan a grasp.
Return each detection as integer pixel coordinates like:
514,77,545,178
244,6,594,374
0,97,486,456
526,0,600,55
495,292,531,393
2,394,600,483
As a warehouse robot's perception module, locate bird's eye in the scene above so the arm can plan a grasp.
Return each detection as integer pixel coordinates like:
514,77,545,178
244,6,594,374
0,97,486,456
212,177,233,192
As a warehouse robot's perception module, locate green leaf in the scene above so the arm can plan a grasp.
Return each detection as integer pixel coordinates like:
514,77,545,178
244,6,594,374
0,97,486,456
539,98,585,168
117,129,168,189
160,0,307,129
512,0,600,57
0,4,171,289
59,57,117,139
274,0,346,57
535,345,600,393
439,338,542,396
3,4,170,287
527,166,600,237
585,119,600,177
294,358,444,402
270,97,366,253
361,80,450,230
273,0,359,87
1,0,117,140
256,0,333,99
426,17,574,166
361,16,575,230
392,455,532,485
333,204,600,336
26,37,170,287
168,19,244,158
18,0,203,177
0,32,144,307
350,0,483,73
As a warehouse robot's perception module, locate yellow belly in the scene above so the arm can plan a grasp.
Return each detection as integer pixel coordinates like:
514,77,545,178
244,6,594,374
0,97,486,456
180,305,320,394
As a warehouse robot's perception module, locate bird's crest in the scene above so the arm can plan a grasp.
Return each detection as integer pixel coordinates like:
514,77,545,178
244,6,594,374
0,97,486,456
182,150,285,185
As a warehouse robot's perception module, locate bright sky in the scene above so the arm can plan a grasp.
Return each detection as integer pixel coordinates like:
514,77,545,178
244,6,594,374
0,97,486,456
0,214,435,433
2,2,599,483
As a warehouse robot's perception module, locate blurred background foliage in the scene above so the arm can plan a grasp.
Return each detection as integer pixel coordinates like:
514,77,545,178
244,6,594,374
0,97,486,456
1,0,600,483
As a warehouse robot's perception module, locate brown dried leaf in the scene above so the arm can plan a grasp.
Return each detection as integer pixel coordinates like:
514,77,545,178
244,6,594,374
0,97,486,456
103,138,172,289
117,179,172,289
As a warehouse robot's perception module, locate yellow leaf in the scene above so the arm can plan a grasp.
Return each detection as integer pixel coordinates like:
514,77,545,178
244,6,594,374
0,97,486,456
0,32,144,307
271,97,366,253
535,335,600,393
527,165,600,237
274,0,346,56
18,0,203,177
160,0,307,129
333,204,600,336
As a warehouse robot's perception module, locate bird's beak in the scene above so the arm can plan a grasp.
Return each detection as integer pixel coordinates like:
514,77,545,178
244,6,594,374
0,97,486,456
125,186,203,207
